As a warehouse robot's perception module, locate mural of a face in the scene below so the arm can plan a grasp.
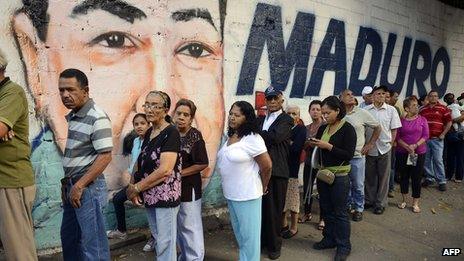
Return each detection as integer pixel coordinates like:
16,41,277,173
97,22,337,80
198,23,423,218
14,0,224,189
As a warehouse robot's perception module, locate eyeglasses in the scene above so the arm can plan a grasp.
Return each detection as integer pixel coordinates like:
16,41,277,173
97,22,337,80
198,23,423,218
143,103,165,110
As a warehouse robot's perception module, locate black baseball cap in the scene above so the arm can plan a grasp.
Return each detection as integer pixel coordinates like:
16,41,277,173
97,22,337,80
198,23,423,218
264,85,282,97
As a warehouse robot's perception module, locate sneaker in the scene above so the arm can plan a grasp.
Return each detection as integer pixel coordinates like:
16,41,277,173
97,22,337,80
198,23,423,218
438,184,447,191
352,211,363,222
422,180,433,187
454,179,462,183
387,191,394,198
347,206,355,214
143,237,156,252
106,229,127,240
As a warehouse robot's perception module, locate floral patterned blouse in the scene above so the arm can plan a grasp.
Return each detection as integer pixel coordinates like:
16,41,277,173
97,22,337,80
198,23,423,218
135,125,182,208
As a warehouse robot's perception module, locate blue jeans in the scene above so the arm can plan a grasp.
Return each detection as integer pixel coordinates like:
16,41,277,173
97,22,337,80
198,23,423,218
424,138,447,184
348,157,365,212
317,175,351,255
61,177,110,261
177,195,204,261
146,206,179,261
228,198,262,261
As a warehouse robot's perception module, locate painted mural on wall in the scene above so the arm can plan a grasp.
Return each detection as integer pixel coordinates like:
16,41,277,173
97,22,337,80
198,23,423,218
0,0,462,250
3,0,226,249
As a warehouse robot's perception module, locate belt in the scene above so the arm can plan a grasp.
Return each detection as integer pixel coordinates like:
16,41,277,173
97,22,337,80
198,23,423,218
60,175,93,186
334,172,349,177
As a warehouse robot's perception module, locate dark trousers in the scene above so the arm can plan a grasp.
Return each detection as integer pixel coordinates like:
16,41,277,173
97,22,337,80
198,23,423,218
445,133,464,181
317,175,351,255
261,176,288,254
396,153,425,198
365,151,391,208
113,186,128,232
389,150,397,191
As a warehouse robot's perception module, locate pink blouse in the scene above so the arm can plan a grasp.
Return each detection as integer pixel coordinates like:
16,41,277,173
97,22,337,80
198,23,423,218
396,116,429,155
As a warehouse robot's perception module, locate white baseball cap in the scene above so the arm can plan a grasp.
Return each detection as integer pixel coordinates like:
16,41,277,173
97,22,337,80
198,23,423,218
361,86,373,96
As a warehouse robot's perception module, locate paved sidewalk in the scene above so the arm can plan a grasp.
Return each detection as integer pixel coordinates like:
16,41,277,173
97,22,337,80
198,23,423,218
107,181,463,261
4,181,463,261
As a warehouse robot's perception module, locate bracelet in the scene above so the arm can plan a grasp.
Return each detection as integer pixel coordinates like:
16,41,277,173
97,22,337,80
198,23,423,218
134,183,141,193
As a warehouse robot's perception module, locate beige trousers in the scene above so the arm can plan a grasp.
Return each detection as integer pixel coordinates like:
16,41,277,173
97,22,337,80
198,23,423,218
0,185,37,261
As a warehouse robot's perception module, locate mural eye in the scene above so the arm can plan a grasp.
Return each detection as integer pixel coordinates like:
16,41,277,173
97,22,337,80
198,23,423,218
176,43,212,58
90,32,137,48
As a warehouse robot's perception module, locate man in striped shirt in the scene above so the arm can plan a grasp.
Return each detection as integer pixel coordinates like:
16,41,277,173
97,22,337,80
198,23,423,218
419,90,452,191
59,69,113,260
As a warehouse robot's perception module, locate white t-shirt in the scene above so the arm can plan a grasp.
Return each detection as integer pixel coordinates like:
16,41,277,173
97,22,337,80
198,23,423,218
217,134,267,201
365,103,402,156
262,109,283,131
448,103,464,131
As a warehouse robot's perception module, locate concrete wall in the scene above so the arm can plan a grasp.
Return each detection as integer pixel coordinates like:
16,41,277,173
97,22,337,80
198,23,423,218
0,0,463,250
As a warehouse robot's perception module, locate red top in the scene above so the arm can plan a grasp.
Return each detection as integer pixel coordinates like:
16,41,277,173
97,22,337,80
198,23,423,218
419,103,451,138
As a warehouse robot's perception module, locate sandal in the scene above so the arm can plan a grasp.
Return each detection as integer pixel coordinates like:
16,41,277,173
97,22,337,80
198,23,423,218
397,202,407,209
298,213,312,223
282,229,298,239
412,205,421,213
317,220,325,230
280,225,289,234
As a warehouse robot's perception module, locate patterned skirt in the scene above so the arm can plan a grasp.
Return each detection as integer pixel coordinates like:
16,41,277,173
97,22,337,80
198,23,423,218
283,178,300,213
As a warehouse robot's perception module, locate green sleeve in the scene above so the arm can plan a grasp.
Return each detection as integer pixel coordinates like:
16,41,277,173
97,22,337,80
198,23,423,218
0,87,25,129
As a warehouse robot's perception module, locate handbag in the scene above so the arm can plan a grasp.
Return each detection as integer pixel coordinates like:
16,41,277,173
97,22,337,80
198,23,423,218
315,148,345,185
316,168,336,185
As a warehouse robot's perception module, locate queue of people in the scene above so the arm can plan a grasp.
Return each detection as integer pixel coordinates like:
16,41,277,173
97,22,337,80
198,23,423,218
1,44,463,261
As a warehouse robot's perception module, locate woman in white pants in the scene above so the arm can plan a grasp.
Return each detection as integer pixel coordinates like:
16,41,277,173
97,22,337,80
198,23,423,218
173,99,209,260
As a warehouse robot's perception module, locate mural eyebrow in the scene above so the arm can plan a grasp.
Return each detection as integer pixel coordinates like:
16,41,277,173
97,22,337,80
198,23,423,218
171,8,217,31
71,0,147,23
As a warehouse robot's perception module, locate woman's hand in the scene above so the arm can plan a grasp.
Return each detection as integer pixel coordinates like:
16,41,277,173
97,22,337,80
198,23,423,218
309,138,333,151
407,144,418,154
126,183,140,201
131,195,143,206
126,184,143,206
304,140,314,149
